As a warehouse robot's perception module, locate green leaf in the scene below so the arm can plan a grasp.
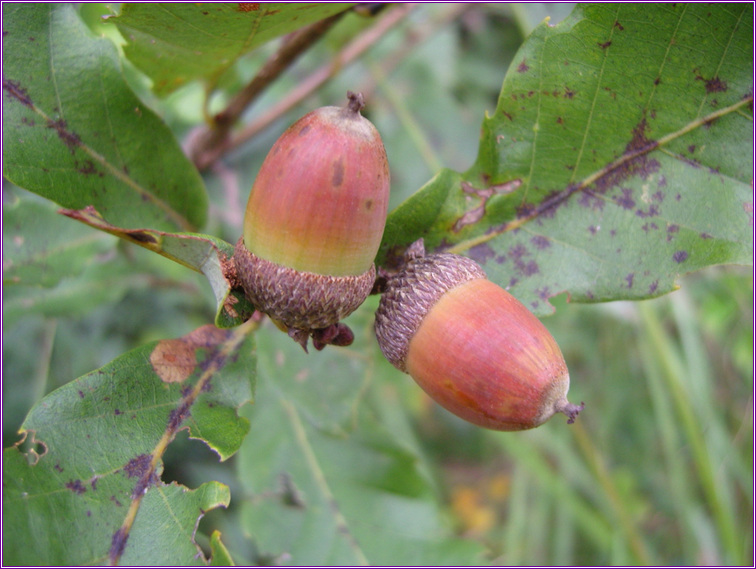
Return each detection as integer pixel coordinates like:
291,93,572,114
379,3,753,315
2,196,117,288
59,206,255,328
112,3,355,96
2,322,256,565
253,310,374,434
238,306,486,565
239,382,486,565
209,531,236,566
2,3,208,232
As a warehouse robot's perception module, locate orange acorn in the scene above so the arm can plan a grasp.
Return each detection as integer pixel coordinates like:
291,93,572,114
235,92,389,350
374,242,583,431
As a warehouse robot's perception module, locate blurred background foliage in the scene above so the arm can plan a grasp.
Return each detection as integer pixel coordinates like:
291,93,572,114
3,3,753,565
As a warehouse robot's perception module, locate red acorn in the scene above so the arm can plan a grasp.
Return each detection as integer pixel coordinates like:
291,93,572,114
235,92,389,350
374,242,583,431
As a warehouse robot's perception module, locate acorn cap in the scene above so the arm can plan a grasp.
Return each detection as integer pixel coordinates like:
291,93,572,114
234,237,375,331
374,252,486,371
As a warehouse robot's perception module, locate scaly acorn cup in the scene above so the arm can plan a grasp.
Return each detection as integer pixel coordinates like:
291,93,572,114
374,243,583,431
235,91,390,350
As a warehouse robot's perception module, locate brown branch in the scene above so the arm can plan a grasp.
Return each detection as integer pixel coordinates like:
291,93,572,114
358,3,474,102
190,12,346,169
197,3,418,170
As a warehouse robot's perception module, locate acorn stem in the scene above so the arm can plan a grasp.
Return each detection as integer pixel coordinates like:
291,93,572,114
557,400,586,424
345,91,365,115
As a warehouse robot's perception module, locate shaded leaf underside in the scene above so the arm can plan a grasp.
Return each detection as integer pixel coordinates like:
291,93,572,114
112,2,355,96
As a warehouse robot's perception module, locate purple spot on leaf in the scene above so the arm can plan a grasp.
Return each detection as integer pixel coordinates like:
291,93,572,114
468,243,495,265
616,187,635,209
536,287,551,300
673,251,688,263
66,480,86,495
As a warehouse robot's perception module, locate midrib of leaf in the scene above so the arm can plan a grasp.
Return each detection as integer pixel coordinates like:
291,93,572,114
108,318,258,566
278,395,370,566
449,95,754,256
35,7,194,232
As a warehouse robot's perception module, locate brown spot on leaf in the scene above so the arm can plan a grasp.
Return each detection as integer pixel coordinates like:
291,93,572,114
598,41,612,49
77,160,99,176
150,324,230,383
625,273,634,288
150,339,196,383
453,205,486,233
222,293,240,319
614,20,624,30
531,235,550,249
237,3,260,11
696,73,728,93
517,60,529,73
648,280,659,294
453,179,521,232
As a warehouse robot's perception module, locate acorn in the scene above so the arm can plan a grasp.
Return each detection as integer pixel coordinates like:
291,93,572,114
374,241,583,431
234,91,390,350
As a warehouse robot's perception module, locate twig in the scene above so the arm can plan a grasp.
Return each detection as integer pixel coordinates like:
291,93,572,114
358,3,474,102
190,12,346,169
203,3,418,169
